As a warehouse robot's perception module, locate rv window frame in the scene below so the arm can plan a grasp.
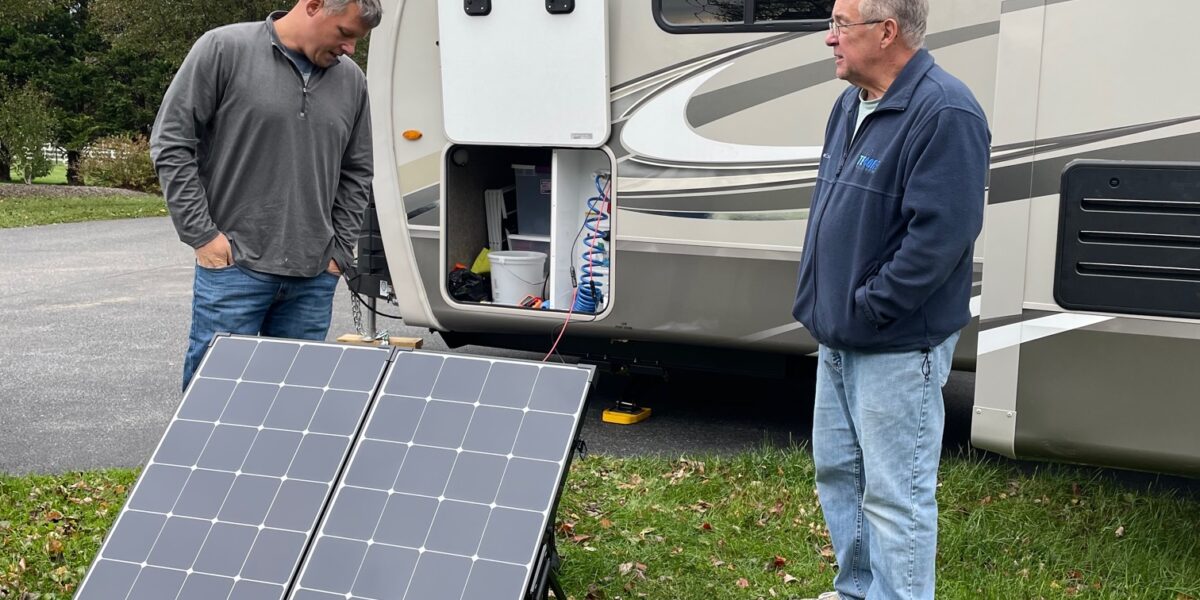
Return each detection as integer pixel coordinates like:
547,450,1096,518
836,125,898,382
653,0,831,33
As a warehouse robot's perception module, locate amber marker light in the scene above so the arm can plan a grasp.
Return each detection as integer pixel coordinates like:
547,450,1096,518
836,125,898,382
402,130,423,141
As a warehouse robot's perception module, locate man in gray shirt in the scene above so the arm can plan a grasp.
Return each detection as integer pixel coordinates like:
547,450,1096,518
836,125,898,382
151,0,382,389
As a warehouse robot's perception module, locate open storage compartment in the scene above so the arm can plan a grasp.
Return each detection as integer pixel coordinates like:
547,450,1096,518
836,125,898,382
441,144,615,315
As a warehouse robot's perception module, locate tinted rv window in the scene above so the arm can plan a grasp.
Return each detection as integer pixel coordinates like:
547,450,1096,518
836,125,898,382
756,0,833,22
660,0,744,25
655,0,830,32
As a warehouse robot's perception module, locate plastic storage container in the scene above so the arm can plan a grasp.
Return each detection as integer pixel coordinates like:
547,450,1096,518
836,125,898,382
512,164,552,235
508,233,550,257
488,251,547,305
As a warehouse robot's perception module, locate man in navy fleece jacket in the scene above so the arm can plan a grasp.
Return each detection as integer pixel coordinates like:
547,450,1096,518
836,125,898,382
793,0,989,598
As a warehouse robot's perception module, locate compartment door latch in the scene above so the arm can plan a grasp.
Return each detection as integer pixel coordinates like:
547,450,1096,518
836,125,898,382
464,0,490,16
546,0,574,14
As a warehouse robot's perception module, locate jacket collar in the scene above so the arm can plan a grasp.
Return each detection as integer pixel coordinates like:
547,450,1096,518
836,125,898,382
264,11,339,70
840,47,934,113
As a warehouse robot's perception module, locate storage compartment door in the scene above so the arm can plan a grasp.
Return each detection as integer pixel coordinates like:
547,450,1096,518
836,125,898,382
437,0,610,148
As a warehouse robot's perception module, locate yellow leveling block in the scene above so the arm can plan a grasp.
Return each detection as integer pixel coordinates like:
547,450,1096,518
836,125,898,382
602,405,652,425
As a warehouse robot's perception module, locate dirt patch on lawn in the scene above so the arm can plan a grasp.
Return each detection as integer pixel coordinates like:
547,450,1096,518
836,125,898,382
0,182,157,199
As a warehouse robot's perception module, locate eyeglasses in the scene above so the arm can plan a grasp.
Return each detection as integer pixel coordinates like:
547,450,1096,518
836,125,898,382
828,18,884,37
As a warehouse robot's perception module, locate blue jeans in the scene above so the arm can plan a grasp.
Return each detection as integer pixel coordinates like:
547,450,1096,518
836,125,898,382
183,264,340,390
812,332,958,600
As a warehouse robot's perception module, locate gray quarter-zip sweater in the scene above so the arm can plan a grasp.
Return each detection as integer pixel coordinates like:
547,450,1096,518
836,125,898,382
151,12,372,277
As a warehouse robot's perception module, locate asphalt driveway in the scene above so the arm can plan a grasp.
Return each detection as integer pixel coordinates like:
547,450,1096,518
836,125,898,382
0,217,834,474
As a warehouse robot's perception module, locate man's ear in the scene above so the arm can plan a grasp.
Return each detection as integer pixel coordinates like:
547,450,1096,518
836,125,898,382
305,0,324,18
880,18,900,48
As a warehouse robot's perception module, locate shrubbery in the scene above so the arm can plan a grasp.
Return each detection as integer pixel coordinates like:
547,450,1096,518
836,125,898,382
0,83,56,184
80,134,160,194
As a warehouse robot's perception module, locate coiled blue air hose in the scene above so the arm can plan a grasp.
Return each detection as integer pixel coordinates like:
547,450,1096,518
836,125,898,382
572,174,610,313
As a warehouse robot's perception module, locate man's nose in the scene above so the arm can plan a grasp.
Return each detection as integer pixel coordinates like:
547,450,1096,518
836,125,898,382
825,30,839,47
342,40,357,56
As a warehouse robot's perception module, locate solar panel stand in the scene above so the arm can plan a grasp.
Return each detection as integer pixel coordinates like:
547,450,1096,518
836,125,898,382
528,528,566,600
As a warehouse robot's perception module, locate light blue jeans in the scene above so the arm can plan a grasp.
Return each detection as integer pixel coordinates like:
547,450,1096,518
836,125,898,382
812,332,958,600
183,264,340,390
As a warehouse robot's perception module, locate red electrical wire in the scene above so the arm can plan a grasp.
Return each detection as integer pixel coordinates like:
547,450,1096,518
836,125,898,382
542,178,610,362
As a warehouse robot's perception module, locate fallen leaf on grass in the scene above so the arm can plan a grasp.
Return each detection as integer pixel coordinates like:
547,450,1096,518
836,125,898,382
735,577,750,588
618,562,647,579
1115,525,1125,538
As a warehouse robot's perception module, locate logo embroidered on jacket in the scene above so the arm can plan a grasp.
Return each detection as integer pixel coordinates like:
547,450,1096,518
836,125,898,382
855,154,881,173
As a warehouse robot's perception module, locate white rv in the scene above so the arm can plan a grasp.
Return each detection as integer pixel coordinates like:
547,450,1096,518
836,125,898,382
364,0,1200,477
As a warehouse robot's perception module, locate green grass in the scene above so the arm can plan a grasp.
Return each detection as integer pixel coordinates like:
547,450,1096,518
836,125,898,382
6,163,68,184
0,470,138,598
2,451,1197,599
556,450,1200,599
0,195,167,228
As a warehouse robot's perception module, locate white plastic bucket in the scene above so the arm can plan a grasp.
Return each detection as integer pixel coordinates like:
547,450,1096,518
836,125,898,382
489,250,547,305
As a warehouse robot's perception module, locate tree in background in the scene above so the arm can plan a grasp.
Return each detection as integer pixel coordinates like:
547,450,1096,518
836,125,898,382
1,0,373,186
0,0,174,184
91,0,371,72
0,83,56,184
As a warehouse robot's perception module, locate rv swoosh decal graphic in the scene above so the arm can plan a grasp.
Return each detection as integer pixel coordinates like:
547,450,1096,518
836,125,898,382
620,62,824,165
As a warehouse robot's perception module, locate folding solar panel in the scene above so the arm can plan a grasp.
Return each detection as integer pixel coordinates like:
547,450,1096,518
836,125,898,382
75,337,391,600
76,336,594,600
289,354,593,600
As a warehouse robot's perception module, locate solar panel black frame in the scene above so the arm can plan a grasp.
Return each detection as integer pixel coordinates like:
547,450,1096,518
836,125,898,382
75,336,393,600
288,352,594,600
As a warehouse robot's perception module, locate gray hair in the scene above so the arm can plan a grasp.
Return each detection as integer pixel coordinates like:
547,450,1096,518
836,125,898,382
323,0,383,28
859,0,927,49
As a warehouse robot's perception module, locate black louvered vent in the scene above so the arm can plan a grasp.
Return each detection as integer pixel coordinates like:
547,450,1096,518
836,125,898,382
1055,160,1200,318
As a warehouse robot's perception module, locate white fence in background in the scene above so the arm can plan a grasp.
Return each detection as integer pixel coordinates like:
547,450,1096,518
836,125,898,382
41,144,67,163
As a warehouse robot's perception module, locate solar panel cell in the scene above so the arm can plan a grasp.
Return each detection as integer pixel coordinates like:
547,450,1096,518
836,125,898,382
461,559,530,600
404,552,471,600
126,464,189,513
126,565,186,599
101,510,165,562
241,429,303,477
444,451,507,504
172,468,235,519
263,479,328,531
301,536,368,593
176,572,236,600
424,499,490,555
373,493,439,548
322,486,388,539
411,400,474,448
342,439,407,489
220,382,278,426
193,522,258,575
146,516,210,569
240,528,307,584
243,340,301,383
478,362,539,409
431,357,491,403
217,474,281,525
460,405,523,455
352,543,418,599
365,395,426,443
477,507,544,564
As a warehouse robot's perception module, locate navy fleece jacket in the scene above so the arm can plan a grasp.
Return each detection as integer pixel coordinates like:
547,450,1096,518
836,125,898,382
793,49,990,352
